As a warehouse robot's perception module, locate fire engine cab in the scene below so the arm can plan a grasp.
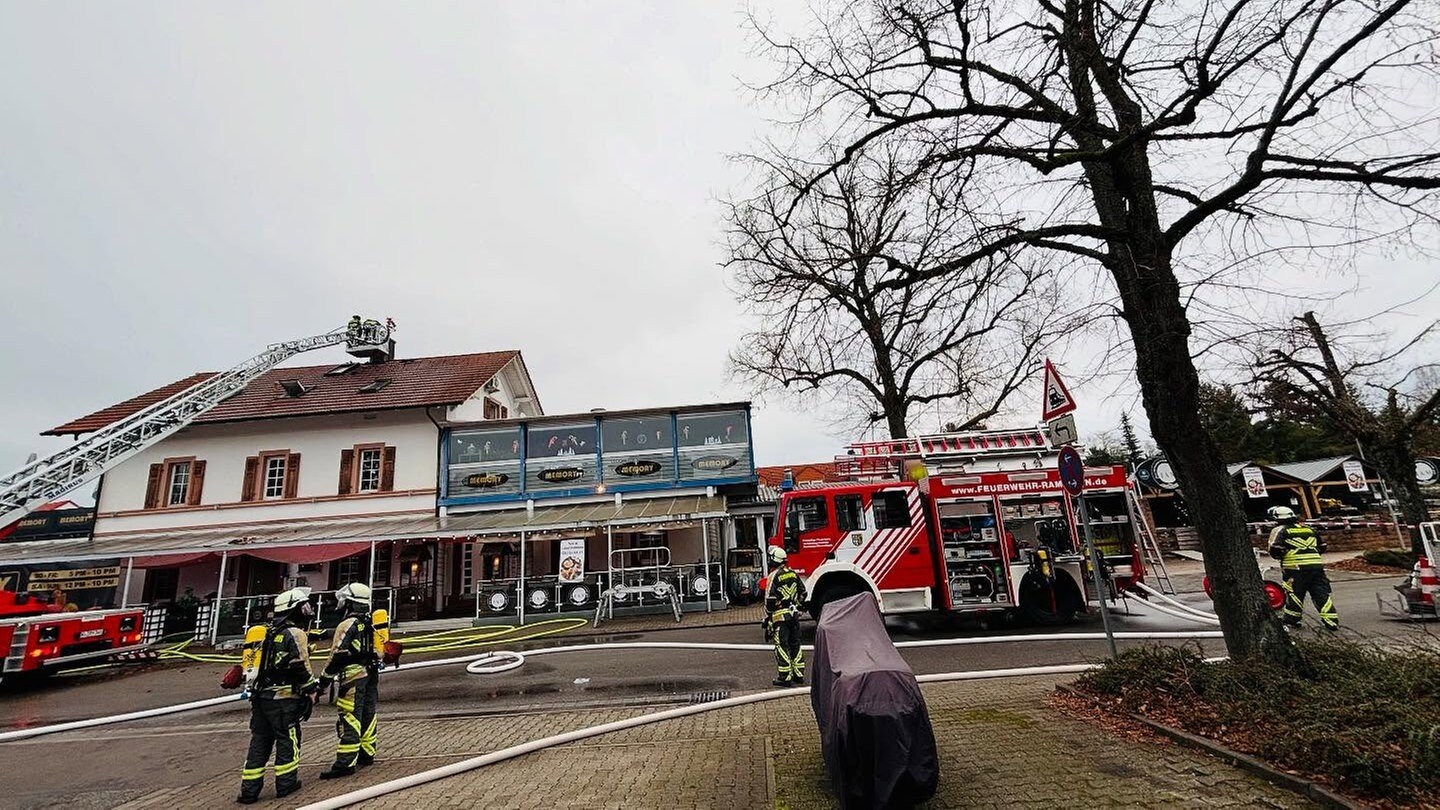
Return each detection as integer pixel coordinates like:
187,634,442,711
0,589,147,682
769,427,1150,624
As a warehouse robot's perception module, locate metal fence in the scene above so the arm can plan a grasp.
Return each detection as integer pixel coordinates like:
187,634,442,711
470,563,726,619
144,587,395,646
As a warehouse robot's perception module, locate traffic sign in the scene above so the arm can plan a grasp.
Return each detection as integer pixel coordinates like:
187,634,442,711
1058,445,1084,496
1046,413,1078,446
1040,359,1077,421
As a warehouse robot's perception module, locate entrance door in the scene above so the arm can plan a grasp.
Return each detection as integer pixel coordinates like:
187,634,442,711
235,557,285,597
397,543,437,621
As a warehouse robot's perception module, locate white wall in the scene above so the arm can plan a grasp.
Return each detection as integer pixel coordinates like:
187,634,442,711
94,409,441,535
447,359,538,422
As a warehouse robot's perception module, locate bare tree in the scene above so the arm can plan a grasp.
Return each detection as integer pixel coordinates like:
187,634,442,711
1256,308,1439,549
743,0,1440,661
725,148,1078,439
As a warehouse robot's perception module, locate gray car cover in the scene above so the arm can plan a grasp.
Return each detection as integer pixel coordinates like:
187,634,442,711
809,592,939,809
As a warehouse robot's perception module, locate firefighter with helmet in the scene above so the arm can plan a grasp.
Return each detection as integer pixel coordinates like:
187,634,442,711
764,546,808,687
237,587,321,804
1267,505,1339,630
318,582,382,779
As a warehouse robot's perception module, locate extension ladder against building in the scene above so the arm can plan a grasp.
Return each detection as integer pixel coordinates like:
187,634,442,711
1125,481,1175,594
0,319,391,526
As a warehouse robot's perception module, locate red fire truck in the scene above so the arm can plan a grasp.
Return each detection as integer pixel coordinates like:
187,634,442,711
0,589,147,682
769,428,1149,624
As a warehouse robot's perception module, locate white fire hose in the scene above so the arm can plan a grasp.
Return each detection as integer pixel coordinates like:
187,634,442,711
302,635,1229,810
0,630,1224,745
1129,582,1222,624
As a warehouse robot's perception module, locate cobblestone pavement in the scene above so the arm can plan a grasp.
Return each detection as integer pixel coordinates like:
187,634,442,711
108,674,1314,809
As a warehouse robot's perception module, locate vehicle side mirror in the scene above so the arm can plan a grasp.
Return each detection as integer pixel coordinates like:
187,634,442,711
783,526,800,553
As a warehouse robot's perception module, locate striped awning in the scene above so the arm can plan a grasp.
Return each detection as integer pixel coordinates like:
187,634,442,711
0,495,728,565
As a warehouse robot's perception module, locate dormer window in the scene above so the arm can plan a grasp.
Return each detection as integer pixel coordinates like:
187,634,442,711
279,379,310,398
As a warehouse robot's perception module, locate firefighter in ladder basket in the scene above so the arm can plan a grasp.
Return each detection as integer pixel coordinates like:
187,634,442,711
237,588,321,804
318,583,382,779
1267,506,1339,631
764,546,808,687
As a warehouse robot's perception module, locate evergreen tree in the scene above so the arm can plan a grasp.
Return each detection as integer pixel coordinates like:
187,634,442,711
1119,413,1143,468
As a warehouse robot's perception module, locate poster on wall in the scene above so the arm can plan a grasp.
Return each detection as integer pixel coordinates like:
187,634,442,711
448,426,524,497
558,538,586,583
675,409,753,481
0,560,122,609
1241,466,1268,499
527,422,598,491
601,415,675,481
1343,460,1369,492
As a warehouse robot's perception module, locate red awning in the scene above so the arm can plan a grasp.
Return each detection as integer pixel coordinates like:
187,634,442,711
241,542,373,565
130,552,215,569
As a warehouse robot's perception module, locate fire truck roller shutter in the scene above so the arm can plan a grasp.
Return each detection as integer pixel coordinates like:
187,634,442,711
1017,569,1083,626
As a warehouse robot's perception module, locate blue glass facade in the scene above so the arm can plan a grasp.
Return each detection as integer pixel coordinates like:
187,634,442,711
441,405,755,507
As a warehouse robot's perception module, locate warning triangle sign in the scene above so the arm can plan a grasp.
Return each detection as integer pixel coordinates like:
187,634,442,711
1040,359,1077,421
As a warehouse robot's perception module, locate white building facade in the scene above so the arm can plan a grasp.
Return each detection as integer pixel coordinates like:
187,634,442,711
37,349,542,623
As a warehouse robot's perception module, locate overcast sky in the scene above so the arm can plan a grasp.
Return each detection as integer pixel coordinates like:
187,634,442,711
1,2,1434,481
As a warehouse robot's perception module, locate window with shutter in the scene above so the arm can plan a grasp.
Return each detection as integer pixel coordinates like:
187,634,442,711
242,456,259,502
165,460,191,506
188,460,206,506
381,446,397,492
283,453,301,499
356,448,383,493
144,464,164,510
338,449,355,495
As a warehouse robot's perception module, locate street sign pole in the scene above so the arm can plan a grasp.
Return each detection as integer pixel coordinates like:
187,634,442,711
1059,444,1117,659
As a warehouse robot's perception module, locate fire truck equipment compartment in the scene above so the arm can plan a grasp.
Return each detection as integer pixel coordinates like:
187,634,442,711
810,592,938,809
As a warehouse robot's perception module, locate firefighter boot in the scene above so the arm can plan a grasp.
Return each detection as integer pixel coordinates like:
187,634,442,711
319,765,356,780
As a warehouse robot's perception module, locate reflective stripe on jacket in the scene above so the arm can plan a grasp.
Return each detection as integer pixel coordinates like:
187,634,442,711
765,566,807,620
1268,524,1324,570
255,625,318,699
324,615,374,686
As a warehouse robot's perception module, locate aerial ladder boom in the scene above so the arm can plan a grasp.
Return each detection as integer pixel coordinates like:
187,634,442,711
0,319,391,527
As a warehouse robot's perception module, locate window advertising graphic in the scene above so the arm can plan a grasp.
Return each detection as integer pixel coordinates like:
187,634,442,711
602,415,675,481
449,427,523,496
527,422,598,491
676,410,752,481
558,537,586,583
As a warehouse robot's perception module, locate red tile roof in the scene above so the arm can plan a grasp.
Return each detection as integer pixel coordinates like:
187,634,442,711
755,462,843,487
45,351,521,435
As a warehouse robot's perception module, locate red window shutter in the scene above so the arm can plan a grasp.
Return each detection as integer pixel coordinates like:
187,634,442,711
144,463,163,509
338,449,355,495
381,447,397,492
242,456,260,502
284,453,302,499
188,460,207,506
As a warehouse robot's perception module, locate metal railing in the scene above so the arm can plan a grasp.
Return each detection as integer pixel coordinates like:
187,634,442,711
157,587,396,645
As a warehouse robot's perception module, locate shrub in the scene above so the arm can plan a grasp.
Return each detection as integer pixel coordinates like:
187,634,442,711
1361,548,1418,569
1075,638,1440,803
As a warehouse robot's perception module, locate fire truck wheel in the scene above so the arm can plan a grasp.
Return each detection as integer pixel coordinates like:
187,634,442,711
1018,572,1082,626
808,577,870,621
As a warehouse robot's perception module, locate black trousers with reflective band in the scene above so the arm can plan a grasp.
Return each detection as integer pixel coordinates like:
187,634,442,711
773,615,804,680
1282,567,1339,628
240,697,304,799
332,674,379,767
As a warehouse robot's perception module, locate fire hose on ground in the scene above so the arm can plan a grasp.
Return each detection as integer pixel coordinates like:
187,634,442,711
0,630,1224,748
300,633,1230,810
1128,582,1222,624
